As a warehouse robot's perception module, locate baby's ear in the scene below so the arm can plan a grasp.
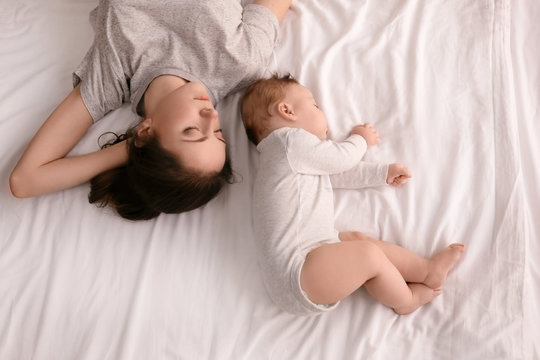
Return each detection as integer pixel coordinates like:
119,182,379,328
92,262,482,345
134,118,153,147
277,102,295,122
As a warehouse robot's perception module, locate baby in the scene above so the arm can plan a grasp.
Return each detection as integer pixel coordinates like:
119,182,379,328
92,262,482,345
241,74,465,316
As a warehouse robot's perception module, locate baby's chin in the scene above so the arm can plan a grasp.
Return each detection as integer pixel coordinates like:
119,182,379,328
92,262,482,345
305,128,328,140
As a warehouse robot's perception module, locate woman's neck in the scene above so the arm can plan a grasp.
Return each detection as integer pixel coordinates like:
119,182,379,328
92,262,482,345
143,75,188,118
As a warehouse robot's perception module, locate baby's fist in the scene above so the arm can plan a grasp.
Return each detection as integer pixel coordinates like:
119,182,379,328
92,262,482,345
386,163,411,186
350,123,380,146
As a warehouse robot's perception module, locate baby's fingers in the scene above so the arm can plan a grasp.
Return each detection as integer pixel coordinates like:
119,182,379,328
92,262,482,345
401,167,412,178
393,175,410,186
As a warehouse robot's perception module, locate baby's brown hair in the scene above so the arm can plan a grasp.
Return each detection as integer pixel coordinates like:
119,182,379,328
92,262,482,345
241,74,299,145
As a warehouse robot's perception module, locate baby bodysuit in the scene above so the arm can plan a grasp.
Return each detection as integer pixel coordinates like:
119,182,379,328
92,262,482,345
253,127,388,315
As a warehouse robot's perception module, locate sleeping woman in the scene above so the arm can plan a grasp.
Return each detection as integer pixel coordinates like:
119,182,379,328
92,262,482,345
9,0,291,220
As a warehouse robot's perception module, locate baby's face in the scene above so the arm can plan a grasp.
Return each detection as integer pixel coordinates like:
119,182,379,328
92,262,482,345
283,84,328,140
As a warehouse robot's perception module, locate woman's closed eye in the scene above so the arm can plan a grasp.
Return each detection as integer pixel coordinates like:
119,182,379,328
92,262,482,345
183,126,199,134
214,129,226,144
182,127,225,144
183,127,221,134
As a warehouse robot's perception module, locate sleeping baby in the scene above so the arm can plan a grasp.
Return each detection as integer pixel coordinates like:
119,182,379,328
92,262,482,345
241,74,465,316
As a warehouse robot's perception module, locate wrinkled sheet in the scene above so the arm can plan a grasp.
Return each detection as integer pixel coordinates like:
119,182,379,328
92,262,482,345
0,0,538,358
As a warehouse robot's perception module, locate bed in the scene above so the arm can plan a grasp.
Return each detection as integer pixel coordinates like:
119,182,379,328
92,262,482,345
1,0,538,358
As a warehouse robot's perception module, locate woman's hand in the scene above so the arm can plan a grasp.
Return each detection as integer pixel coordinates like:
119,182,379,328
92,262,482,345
254,0,292,22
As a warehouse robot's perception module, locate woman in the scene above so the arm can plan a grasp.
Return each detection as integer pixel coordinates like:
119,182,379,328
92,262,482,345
9,0,291,220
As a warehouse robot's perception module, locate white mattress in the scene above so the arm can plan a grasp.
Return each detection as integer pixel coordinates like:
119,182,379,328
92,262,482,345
1,0,538,358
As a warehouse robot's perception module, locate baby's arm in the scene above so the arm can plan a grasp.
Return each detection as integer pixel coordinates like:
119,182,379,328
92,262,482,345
330,123,410,188
330,162,411,189
286,129,368,175
9,85,128,198
287,123,382,175
330,162,388,189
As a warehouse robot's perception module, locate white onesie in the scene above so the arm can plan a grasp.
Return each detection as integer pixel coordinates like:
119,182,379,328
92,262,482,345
252,127,389,315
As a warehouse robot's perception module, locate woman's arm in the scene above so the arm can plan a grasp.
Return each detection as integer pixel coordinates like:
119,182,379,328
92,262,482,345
254,0,292,22
9,84,128,198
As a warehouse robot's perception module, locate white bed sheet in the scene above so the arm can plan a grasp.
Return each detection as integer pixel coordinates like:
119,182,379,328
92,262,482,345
1,0,538,359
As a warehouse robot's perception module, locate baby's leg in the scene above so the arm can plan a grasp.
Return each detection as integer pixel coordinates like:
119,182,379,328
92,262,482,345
300,240,440,315
423,243,466,289
339,232,429,283
339,232,465,289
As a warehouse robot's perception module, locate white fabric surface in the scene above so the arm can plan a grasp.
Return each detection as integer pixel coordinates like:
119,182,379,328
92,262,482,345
0,0,538,358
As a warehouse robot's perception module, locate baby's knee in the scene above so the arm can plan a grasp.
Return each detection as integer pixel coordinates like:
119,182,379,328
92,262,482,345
339,231,369,242
340,232,382,247
351,240,385,267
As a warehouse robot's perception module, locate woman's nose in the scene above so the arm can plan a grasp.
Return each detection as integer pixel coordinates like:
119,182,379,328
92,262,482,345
200,107,218,120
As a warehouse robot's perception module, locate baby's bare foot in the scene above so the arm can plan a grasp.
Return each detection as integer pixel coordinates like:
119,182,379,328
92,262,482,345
424,243,466,289
393,283,441,315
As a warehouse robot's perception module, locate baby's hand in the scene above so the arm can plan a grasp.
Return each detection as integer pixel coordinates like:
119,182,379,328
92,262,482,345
350,123,380,146
386,163,412,186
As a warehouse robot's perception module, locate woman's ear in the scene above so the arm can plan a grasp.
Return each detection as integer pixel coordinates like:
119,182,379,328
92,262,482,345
277,102,295,122
134,118,153,147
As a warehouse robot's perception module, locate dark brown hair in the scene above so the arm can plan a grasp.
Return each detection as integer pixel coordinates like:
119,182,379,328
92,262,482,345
241,74,299,145
88,128,233,220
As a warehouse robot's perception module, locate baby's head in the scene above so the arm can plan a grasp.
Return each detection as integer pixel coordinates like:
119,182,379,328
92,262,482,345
241,74,328,145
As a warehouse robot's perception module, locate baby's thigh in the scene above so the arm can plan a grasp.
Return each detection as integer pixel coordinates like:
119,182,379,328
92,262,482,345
338,231,380,243
300,240,385,305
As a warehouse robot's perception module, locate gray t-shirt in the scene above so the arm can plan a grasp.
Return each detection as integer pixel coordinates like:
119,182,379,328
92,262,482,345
73,0,279,122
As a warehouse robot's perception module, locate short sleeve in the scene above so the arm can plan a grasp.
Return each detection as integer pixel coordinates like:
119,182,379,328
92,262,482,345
241,4,280,65
72,43,128,122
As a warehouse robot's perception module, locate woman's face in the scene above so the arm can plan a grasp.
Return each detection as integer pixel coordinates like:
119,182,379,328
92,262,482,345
148,82,227,174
